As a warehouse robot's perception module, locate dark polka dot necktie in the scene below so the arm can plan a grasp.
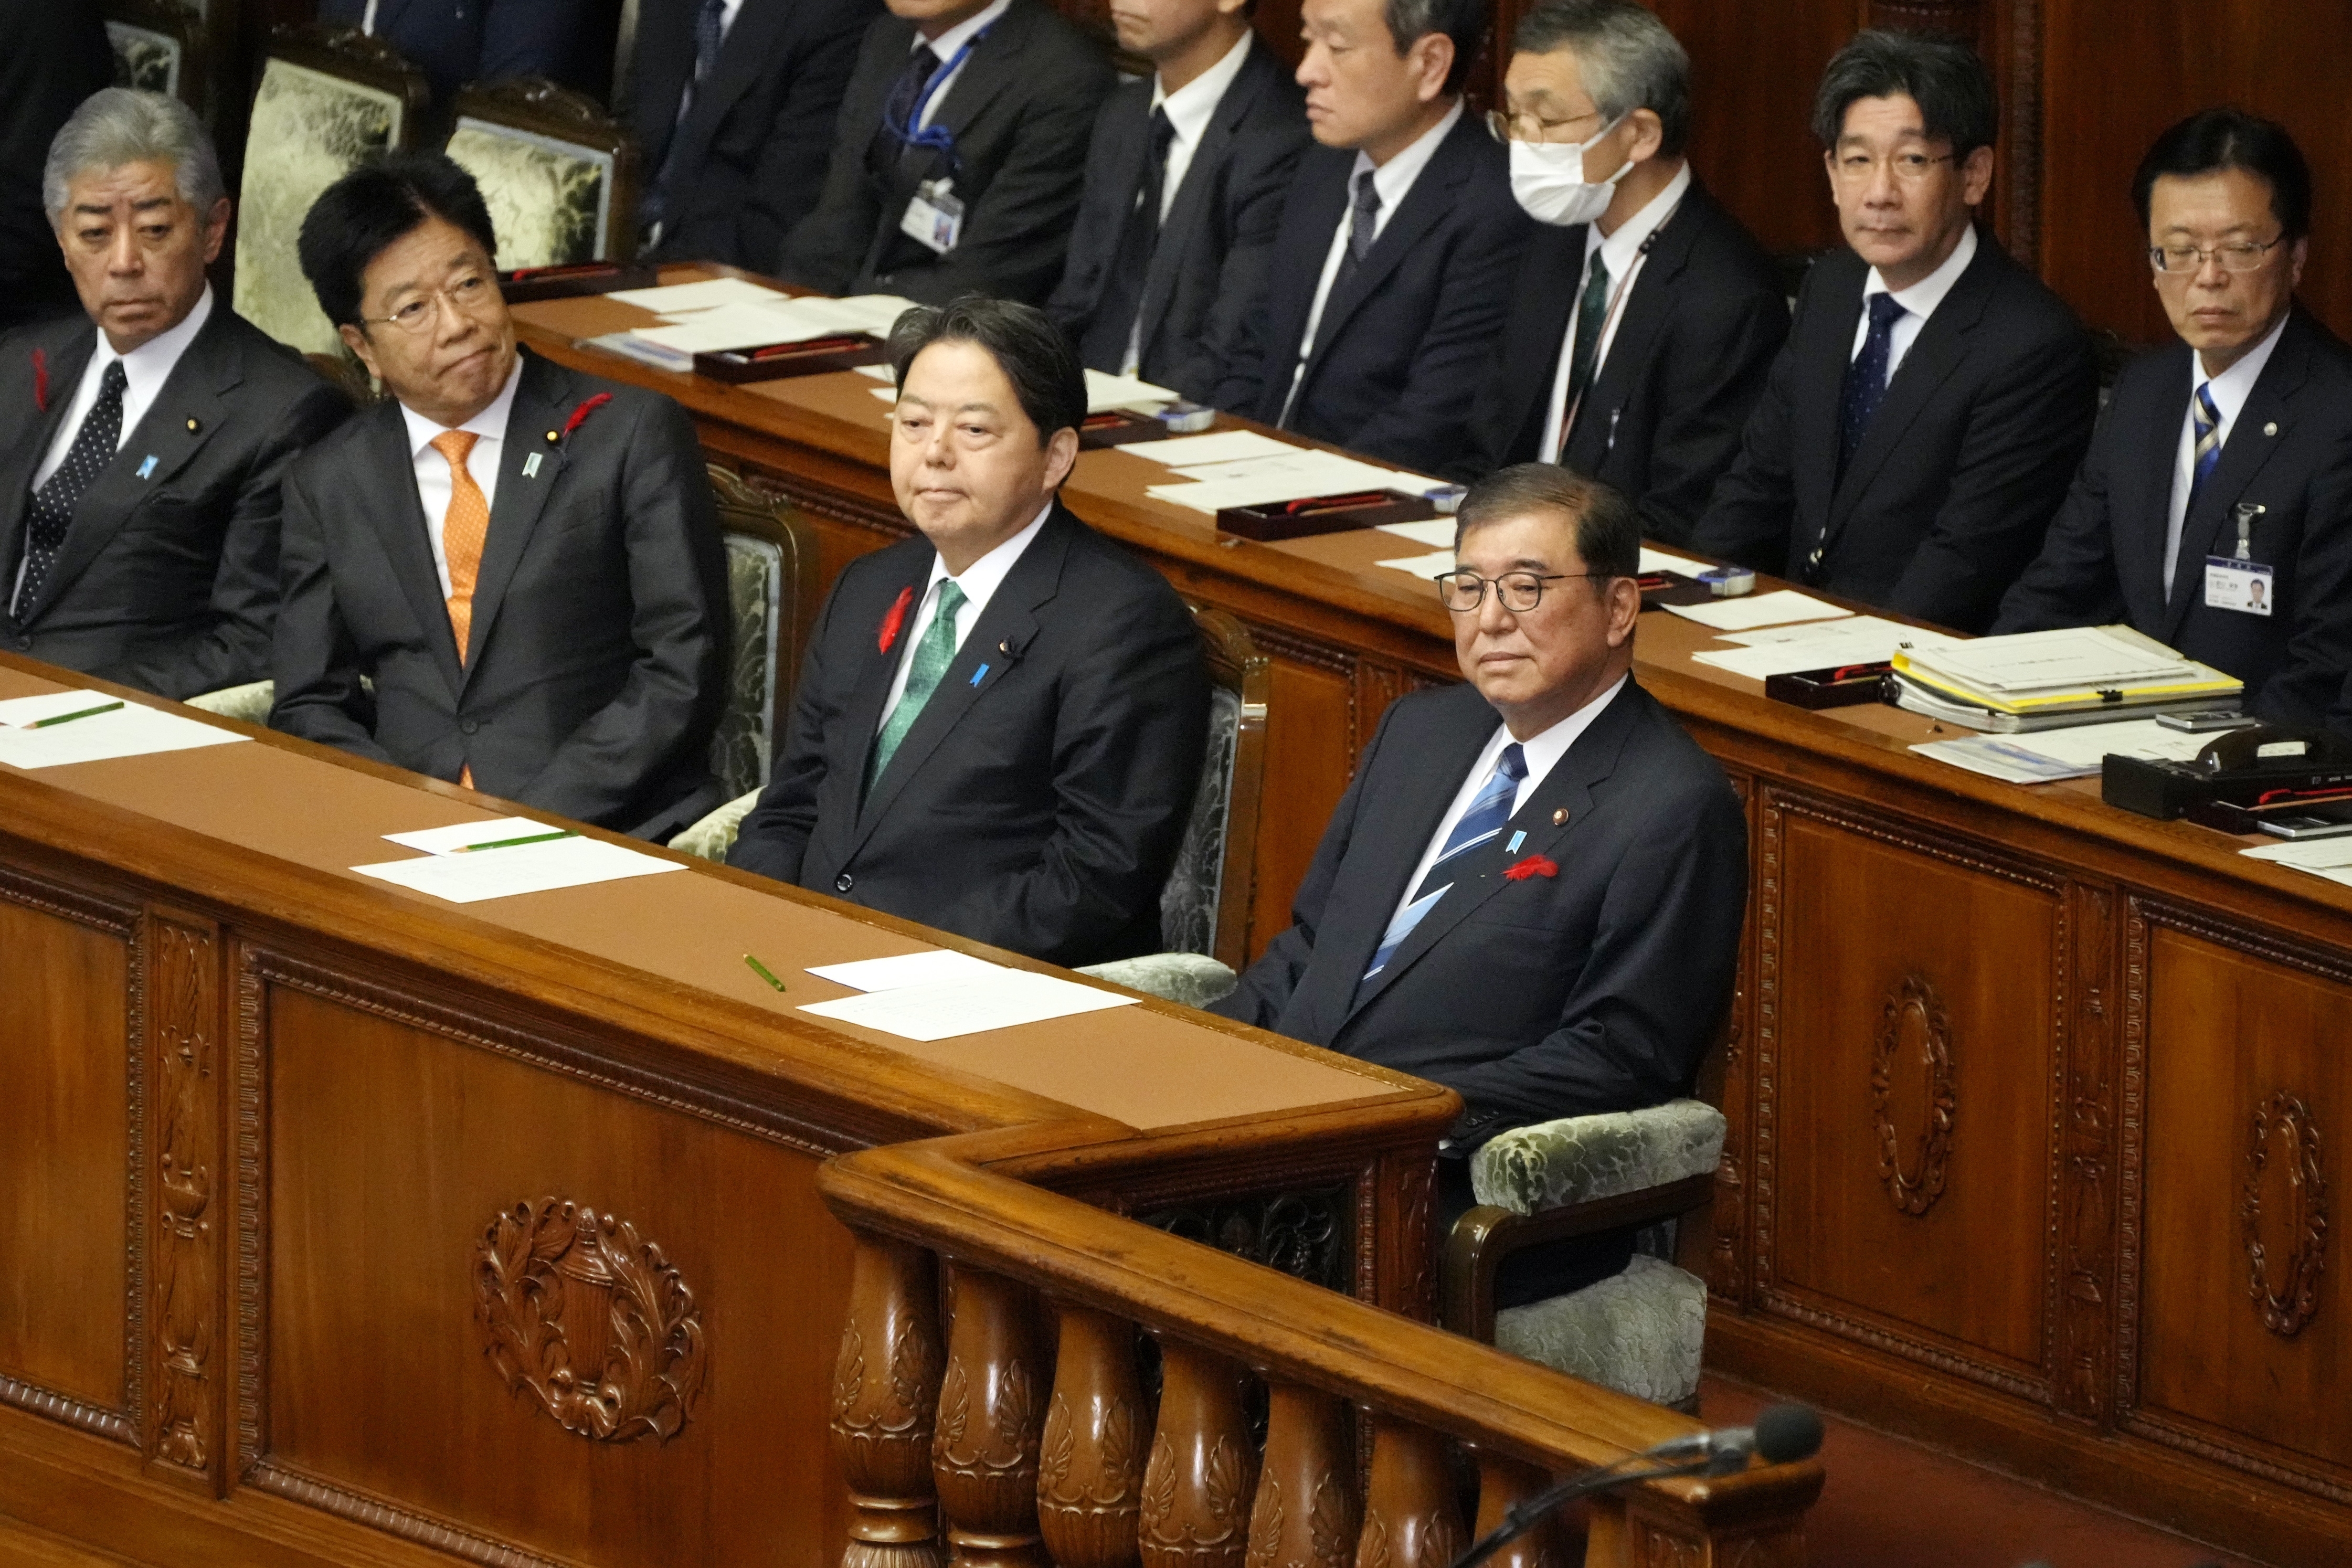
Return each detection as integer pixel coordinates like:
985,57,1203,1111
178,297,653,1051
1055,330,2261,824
16,360,128,620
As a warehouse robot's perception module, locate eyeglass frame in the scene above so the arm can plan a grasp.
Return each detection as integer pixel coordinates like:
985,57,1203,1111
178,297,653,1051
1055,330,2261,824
1485,103,1608,145
2146,235,2288,276
1827,147,1957,184
1433,568,1611,612
358,270,501,335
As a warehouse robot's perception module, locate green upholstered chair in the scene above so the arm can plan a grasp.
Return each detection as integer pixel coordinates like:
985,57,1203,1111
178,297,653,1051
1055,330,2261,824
443,77,639,270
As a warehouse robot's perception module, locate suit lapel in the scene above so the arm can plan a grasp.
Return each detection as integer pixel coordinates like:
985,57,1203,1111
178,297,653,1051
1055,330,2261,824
1136,42,1269,348
1,327,97,589
1792,259,1863,538
2115,352,2191,631
925,8,1026,162
1502,225,1585,461
1829,245,2001,536
364,401,466,694
461,354,570,680
1563,190,1706,465
2160,321,2308,637
838,555,935,811
1307,124,1467,376
667,0,788,183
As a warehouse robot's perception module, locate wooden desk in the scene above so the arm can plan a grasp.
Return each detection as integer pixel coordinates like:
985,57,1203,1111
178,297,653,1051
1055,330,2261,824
0,657,1456,1567
512,277,2352,1565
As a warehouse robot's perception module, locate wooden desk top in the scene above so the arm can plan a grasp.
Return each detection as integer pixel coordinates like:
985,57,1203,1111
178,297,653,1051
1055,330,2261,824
0,657,1441,1139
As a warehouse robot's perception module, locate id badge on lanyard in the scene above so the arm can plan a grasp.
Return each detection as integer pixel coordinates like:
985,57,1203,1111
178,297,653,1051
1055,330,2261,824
888,29,989,255
2205,501,2273,617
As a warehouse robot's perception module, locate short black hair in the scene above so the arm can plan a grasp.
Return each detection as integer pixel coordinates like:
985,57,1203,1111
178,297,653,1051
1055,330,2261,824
1811,29,1998,160
1385,0,1488,97
2133,108,2312,241
1454,463,1640,582
298,151,499,330
885,295,1085,448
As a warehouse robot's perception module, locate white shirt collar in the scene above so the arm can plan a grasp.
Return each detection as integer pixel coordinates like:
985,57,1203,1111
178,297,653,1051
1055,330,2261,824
1586,161,1691,275
1351,98,1464,216
2192,309,2290,409
923,500,1051,609
399,354,525,458
917,0,1012,63
95,282,214,409
1152,31,1253,142
1863,221,1977,324
1502,670,1630,793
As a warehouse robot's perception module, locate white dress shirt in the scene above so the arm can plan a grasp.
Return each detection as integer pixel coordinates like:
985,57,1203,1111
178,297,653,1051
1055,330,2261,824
398,356,524,599
1537,161,1692,464
1284,99,1464,423
1387,672,1629,927
2163,310,2289,594
878,502,1050,725
915,0,1014,132
33,284,215,492
1118,31,1257,374
1849,220,1976,379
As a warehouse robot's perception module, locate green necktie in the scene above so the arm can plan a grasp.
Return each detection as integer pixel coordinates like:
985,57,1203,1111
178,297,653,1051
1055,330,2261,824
869,579,967,786
1561,249,1613,434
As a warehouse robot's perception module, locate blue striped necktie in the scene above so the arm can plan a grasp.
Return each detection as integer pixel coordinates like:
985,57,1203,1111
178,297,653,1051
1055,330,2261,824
2187,382,2224,514
1360,742,1527,986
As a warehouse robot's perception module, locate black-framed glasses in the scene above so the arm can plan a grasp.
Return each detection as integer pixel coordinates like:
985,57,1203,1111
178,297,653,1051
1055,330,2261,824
1829,149,1955,184
1434,569,1603,612
361,272,499,335
2148,236,2286,274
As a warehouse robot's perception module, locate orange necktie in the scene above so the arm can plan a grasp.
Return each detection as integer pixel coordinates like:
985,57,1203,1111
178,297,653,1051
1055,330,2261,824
430,430,489,791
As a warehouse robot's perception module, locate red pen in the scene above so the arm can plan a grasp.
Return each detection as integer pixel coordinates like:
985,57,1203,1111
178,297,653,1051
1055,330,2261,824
1826,662,1891,682
505,262,616,280
746,334,867,361
1280,490,1388,515
2254,784,2352,807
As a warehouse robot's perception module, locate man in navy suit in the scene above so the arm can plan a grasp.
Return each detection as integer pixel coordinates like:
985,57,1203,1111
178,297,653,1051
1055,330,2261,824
1997,110,2352,726
1211,0,1530,472
1214,463,1745,1297
317,0,621,107
729,298,1209,967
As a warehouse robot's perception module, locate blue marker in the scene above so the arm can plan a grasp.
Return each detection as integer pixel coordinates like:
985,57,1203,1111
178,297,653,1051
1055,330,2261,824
968,663,990,685
136,455,158,480
1507,830,1527,853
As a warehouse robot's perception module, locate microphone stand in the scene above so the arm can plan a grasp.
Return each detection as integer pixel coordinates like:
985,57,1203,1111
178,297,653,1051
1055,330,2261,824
1447,1449,1742,1568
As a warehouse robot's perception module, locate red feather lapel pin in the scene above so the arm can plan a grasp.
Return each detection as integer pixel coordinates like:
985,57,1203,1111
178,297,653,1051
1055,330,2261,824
559,392,612,440
31,348,49,413
877,585,915,653
1503,854,1559,881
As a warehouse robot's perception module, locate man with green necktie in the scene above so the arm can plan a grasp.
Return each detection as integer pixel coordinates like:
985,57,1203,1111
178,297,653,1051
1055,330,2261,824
729,296,1211,967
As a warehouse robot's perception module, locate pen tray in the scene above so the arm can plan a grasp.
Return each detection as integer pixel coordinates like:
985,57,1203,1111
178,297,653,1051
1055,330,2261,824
1765,661,1894,709
498,262,660,303
694,334,892,382
1079,409,1172,449
1216,490,1439,542
1638,571,1715,610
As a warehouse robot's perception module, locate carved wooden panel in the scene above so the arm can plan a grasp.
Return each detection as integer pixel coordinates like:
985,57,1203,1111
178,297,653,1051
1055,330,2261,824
145,911,222,1487
2052,883,2120,1423
0,868,140,1445
1139,1187,1349,1295
1709,773,1757,1306
832,1236,944,1568
2242,1094,2327,1340
1754,789,2060,1395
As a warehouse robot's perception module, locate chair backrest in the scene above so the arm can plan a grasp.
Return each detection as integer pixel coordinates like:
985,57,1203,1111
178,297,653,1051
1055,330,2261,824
704,463,822,801
105,0,203,114
1158,607,1270,971
234,26,428,358
445,78,639,270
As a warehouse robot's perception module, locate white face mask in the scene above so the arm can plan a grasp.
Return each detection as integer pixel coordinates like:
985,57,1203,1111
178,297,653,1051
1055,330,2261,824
1507,116,1633,227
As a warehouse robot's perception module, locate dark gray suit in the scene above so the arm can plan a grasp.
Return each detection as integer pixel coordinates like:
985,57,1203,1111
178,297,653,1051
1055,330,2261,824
1044,38,1309,404
776,0,1114,305
729,503,1209,967
0,304,350,699
271,350,730,836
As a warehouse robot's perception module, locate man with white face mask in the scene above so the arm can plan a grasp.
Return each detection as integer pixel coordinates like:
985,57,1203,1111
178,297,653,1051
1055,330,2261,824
1457,1,1785,549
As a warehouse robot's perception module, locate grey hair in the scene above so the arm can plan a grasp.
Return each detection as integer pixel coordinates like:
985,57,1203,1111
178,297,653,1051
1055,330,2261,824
42,89,227,226
1512,0,1691,157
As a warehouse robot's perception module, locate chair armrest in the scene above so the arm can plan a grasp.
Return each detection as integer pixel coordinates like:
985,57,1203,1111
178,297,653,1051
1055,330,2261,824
185,680,275,724
666,789,761,861
1441,1174,1715,1342
1075,952,1237,1008
1472,1099,1726,1215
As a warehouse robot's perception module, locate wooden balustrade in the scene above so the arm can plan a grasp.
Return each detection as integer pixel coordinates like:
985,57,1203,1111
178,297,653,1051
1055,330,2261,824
822,1136,1824,1568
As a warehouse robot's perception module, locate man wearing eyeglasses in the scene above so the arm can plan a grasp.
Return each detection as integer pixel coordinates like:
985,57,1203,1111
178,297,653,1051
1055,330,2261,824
1214,462,1744,1304
1996,110,2352,726
272,153,732,839
1690,30,2095,633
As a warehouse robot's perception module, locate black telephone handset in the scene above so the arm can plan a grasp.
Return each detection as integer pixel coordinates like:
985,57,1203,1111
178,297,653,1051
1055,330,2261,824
2195,725,2352,774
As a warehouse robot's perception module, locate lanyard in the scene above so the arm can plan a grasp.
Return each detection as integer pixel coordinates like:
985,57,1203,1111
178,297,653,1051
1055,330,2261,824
883,27,993,175
1557,196,1684,450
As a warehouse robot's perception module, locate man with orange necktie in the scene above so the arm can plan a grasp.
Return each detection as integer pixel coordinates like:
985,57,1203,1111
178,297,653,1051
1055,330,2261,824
271,154,732,838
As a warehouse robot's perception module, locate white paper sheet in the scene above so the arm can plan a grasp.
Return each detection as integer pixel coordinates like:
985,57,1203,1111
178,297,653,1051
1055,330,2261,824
1911,719,2213,783
1377,552,1457,578
0,688,126,726
870,385,897,401
1904,627,2198,695
381,817,566,855
1146,451,1406,512
351,837,685,903
1378,519,1459,547
607,278,788,314
813,294,923,335
1638,547,1711,576
1084,369,1179,412
798,968,1138,1041
805,949,1009,992
2240,836,2352,867
584,331,693,371
0,702,248,769
1139,430,1297,468
1690,617,1957,680
1664,590,1854,631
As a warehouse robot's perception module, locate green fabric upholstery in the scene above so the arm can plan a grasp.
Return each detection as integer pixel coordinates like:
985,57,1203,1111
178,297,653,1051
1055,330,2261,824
668,789,760,862
712,533,783,801
1074,953,1237,1009
1471,1099,1726,1216
185,680,274,724
1493,1254,1708,1405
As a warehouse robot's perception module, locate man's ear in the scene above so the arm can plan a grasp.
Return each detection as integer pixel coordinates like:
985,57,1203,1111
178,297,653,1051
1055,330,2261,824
1043,425,1080,491
337,322,380,384
201,197,231,265
1603,574,1641,647
1959,143,1995,207
1410,31,1454,103
2290,235,2309,290
1623,108,1666,167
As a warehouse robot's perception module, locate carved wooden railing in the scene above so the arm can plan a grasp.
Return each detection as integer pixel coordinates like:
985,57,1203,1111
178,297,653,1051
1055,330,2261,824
821,1126,1824,1568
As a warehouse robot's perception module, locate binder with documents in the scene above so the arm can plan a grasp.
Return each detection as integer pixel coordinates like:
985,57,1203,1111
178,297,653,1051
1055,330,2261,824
1889,626,2241,730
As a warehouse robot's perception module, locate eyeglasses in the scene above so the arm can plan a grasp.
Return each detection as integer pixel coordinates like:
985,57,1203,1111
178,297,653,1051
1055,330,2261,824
1829,149,1956,184
1485,105,1605,145
361,272,499,334
1435,569,1603,612
2147,236,2286,274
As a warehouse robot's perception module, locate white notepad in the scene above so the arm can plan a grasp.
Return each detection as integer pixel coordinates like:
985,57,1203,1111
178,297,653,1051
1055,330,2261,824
799,968,1138,1041
0,693,248,769
805,949,1008,992
1665,590,1854,631
351,836,684,903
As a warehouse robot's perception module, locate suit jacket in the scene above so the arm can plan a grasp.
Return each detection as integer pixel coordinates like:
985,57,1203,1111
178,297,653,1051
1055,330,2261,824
1214,679,1747,1146
1213,111,1531,473
729,504,1210,967
0,3,111,330
775,0,1114,305
271,351,730,836
1690,234,2096,633
1995,309,2352,726
319,0,622,103
0,305,351,699
623,0,881,267
1460,178,1788,546
1043,38,1309,405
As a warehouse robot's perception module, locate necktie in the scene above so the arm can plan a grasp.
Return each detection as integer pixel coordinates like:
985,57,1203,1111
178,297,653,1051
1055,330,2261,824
14,360,126,621
2166,383,2226,596
869,44,942,178
642,0,729,232
1839,291,1907,475
870,579,967,786
1360,743,1527,987
1557,249,1614,451
430,431,490,664
1082,106,1176,371
1330,169,1383,302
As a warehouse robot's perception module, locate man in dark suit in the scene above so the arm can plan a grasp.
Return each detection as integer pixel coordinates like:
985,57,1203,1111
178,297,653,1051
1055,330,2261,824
1043,0,1308,403
3,90,348,700
622,0,881,267
1690,31,2095,633
0,6,112,331
729,298,1209,967
775,0,1113,306
1998,111,2352,726
1211,0,1530,472
276,154,730,838
1460,1,1785,549
1214,462,1745,1299
317,0,622,107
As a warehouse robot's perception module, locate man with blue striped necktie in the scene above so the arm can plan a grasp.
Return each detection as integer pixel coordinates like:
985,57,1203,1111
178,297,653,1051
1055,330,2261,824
1215,463,1746,1306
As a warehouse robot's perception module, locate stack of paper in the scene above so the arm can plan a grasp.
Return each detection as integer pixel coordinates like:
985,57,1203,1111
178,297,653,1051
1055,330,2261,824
1639,547,1711,576
2242,836,2352,891
607,278,789,314
1893,626,2240,724
352,818,684,903
1911,719,2215,785
867,366,1186,414
1690,616,1957,681
0,690,248,769
797,948,1138,1041
1664,590,1853,632
1147,450,1426,513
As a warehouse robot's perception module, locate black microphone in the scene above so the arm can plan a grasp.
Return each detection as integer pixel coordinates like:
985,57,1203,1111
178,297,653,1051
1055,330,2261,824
1447,1405,1823,1568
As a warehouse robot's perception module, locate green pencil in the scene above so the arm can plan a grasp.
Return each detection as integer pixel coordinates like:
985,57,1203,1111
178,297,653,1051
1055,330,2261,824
29,701,124,728
743,953,788,992
454,829,575,853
